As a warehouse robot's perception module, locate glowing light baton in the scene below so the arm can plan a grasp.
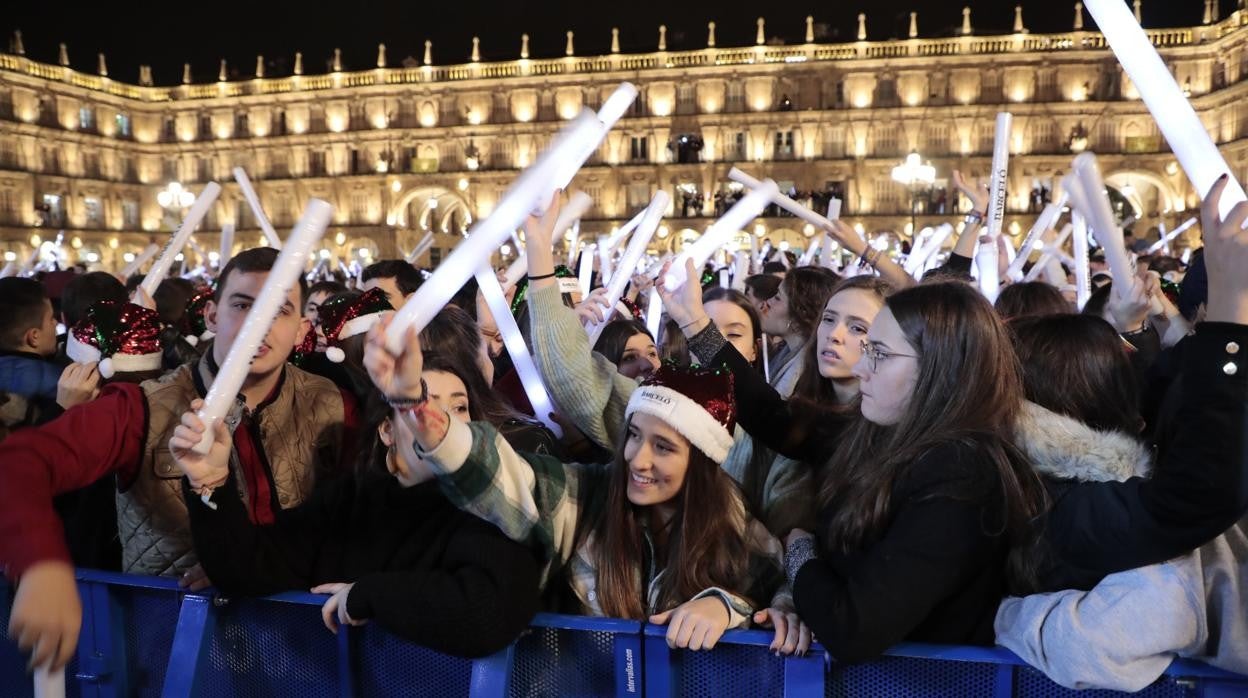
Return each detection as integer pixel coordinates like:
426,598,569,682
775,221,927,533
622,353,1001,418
218,223,235,268
233,167,283,248
799,233,824,266
141,182,222,298
665,181,778,290
385,111,602,354
732,252,749,291
1071,212,1092,310
34,666,64,698
1146,217,1197,254
405,232,434,264
545,83,638,202
645,288,663,341
761,333,771,382
193,199,331,455
1005,192,1067,281
1070,153,1137,299
729,167,839,232
1082,0,1247,218
578,243,597,296
599,207,646,284
976,112,1012,302
587,191,668,345
474,266,563,437
120,243,161,278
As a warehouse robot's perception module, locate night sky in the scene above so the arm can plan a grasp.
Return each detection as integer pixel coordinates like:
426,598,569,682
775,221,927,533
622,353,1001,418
0,1,1233,86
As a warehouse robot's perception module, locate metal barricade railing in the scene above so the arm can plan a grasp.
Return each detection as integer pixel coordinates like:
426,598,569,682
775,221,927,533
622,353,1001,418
3,570,1247,697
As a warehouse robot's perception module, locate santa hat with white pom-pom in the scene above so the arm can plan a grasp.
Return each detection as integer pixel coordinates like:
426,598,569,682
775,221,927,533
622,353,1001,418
317,287,394,363
66,300,164,378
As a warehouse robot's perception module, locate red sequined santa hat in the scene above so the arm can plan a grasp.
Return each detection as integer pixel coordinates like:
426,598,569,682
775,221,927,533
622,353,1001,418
66,300,164,379
317,287,394,363
624,362,736,463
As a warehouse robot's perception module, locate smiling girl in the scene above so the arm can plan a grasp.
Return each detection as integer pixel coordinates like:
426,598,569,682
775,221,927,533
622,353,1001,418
363,317,788,652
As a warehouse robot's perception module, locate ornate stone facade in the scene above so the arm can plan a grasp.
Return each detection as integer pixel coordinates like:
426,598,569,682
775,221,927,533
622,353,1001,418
1,7,1246,270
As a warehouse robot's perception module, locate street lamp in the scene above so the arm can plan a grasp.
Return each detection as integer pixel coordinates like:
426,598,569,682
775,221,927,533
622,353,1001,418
891,151,936,237
156,181,195,211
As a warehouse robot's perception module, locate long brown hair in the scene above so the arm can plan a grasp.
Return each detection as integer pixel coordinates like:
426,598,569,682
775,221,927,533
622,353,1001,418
583,417,752,619
791,276,894,414
818,282,1045,586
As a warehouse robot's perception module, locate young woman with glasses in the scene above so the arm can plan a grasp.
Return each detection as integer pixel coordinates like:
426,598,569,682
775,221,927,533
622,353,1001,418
660,263,1046,663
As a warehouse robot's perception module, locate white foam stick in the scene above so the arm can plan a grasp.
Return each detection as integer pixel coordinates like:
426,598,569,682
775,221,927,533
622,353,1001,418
729,168,840,233
748,234,760,271
732,252,749,291
754,240,771,269
976,112,1013,302
545,84,638,202
120,243,161,278
386,112,603,354
509,230,525,255
501,255,528,294
905,224,955,278
405,232,434,264
645,288,663,343
1071,213,1092,310
553,192,594,254
233,167,282,248
566,226,582,268
827,198,843,220
474,267,563,437
599,208,647,285
664,181,778,291
0,262,16,278
761,333,771,382
578,243,597,296
141,182,222,298
1146,217,1198,254
1082,0,1247,219
1070,154,1137,299
1023,224,1074,282
587,191,669,345
1005,193,1068,281
19,246,39,276
218,223,235,268
799,233,824,266
193,199,331,455
718,269,730,288
34,666,64,698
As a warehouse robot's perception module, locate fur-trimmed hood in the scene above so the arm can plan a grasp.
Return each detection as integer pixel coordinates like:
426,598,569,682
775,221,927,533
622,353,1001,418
1014,401,1152,484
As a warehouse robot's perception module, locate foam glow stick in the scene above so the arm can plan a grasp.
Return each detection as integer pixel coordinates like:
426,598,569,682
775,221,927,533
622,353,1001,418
474,267,562,437
553,192,594,252
405,232,434,264
566,226,582,268
587,191,669,345
233,167,282,248
645,288,663,342
0,262,15,278
1070,153,1137,299
385,112,602,354
193,199,331,455
501,255,528,293
578,243,597,296
1071,213,1092,309
666,181,778,290
827,198,842,220
34,666,64,698
509,230,524,255
218,223,235,268
546,83,638,199
1024,224,1075,282
141,182,222,298
599,208,647,285
1082,0,1247,218
905,225,955,278
799,233,825,266
732,253,749,291
120,243,161,278
761,333,771,382
976,112,1012,302
754,240,771,269
1005,193,1068,281
748,234,760,271
729,168,840,233
1146,217,1198,254
19,247,38,276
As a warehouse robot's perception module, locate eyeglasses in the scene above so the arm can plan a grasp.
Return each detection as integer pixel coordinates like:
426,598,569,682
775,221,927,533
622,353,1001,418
859,339,918,373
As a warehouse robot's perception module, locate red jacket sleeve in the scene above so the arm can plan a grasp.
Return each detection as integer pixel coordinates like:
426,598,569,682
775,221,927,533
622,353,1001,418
0,383,147,580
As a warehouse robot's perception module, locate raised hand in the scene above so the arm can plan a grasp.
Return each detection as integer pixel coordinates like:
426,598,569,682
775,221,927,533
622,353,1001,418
1200,174,1248,325
952,170,989,214
8,560,81,671
363,314,423,400
168,398,232,490
56,362,101,410
656,259,709,336
575,287,612,327
523,190,563,278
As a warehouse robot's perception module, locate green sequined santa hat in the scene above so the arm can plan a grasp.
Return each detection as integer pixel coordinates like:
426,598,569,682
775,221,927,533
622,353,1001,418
509,264,580,315
317,287,394,363
66,300,164,378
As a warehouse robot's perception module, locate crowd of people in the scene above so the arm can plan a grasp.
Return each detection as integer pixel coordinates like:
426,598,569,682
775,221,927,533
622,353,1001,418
0,164,1245,694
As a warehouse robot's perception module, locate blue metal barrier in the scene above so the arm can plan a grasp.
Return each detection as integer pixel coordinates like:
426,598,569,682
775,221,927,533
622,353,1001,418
3,571,1247,697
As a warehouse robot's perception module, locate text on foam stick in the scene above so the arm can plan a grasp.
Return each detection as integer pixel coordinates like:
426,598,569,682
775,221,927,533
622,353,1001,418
140,182,222,298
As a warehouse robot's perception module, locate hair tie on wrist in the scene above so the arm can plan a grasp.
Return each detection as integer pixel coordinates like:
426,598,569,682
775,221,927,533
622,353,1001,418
527,272,557,281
